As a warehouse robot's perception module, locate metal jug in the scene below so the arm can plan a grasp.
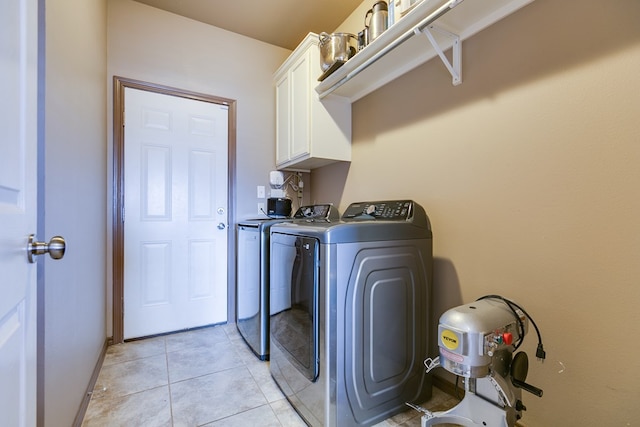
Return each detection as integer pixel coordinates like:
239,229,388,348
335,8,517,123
365,1,388,44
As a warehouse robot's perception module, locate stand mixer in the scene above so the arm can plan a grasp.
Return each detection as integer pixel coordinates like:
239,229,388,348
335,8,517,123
411,296,545,427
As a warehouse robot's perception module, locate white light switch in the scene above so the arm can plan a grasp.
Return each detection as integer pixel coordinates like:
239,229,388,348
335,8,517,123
257,185,265,198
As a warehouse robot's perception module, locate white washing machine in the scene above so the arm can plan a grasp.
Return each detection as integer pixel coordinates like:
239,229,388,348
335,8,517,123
269,200,433,427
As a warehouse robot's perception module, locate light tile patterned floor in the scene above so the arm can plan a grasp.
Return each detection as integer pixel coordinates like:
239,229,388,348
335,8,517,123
82,324,458,426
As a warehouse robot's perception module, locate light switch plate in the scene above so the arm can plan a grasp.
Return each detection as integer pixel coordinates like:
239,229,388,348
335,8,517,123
257,185,265,198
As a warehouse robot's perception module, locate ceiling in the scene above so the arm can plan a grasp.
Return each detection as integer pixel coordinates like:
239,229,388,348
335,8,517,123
133,0,364,51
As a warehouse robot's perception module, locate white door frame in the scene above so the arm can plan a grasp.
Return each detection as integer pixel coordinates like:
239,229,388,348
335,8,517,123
112,76,237,344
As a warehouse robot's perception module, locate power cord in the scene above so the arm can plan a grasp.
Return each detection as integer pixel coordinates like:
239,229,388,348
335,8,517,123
283,172,304,209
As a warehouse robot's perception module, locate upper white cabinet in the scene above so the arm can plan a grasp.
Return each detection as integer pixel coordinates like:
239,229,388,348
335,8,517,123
274,33,351,170
316,0,534,102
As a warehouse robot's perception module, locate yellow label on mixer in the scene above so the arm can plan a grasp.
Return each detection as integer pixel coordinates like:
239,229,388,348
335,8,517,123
441,329,459,350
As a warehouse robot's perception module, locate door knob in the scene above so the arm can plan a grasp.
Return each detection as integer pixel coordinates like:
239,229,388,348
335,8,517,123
217,223,226,230
27,234,66,263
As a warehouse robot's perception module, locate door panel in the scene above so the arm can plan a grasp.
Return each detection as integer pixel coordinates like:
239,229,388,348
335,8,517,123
0,0,38,424
124,88,228,339
270,234,319,382
141,145,171,220
290,52,310,160
140,241,171,305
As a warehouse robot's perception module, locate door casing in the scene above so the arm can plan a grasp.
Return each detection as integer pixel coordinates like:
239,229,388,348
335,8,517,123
112,76,237,344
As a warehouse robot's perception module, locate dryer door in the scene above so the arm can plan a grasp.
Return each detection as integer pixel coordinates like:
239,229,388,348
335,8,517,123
270,233,320,381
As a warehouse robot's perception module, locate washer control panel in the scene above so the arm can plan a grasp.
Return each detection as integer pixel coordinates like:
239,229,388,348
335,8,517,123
343,200,414,221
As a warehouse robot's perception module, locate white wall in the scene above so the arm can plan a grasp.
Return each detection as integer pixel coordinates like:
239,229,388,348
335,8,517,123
106,0,291,332
43,0,107,425
312,0,640,425
107,0,291,218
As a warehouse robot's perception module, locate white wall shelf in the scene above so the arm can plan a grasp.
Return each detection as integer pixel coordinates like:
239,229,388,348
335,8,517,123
315,0,534,102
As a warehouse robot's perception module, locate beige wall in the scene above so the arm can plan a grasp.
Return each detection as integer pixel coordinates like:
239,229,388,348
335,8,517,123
106,0,291,331
43,0,108,424
312,0,640,425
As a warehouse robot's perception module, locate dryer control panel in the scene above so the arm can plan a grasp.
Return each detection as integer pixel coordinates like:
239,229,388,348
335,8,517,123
293,204,340,222
343,200,414,221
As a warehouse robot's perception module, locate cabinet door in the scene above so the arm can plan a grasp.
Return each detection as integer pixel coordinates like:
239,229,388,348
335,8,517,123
289,50,311,161
275,73,290,165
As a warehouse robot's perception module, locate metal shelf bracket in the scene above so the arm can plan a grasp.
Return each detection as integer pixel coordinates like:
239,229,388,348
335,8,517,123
415,25,462,85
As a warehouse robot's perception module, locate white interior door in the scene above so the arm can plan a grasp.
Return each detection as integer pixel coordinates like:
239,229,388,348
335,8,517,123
124,88,229,339
0,0,38,424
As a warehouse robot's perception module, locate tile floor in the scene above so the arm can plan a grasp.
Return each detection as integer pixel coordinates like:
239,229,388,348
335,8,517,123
82,323,459,426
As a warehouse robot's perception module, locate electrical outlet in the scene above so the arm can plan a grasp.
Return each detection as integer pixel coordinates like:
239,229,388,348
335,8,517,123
257,185,265,198
258,202,264,215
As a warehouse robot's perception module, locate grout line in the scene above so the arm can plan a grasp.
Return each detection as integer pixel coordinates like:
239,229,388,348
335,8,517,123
168,363,252,387
163,337,175,427
200,402,278,427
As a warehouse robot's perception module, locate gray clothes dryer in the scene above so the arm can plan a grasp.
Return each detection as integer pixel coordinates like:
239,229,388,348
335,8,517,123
269,200,433,427
235,204,339,360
